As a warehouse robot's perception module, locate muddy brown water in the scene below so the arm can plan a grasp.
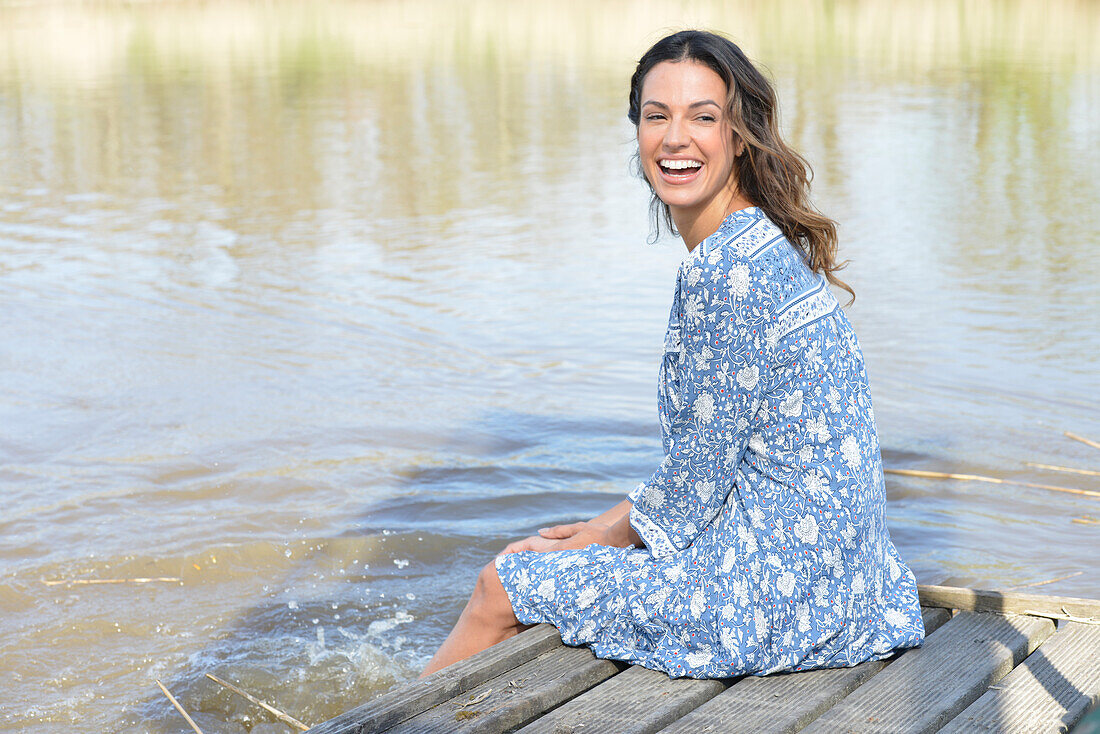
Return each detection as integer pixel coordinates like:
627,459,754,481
1,1,1098,731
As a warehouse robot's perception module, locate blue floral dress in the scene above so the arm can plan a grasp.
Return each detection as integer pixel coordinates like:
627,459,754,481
495,207,924,678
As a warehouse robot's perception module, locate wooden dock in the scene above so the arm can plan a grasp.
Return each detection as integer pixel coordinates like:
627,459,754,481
309,585,1100,734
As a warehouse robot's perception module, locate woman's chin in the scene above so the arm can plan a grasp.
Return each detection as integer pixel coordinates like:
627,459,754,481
653,190,701,211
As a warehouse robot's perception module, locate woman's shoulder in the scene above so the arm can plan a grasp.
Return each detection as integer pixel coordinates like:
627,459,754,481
682,208,842,343
684,209,820,300
693,206,781,265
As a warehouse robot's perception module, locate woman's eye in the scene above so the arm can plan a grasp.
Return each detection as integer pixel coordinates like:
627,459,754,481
645,113,666,121
697,115,717,123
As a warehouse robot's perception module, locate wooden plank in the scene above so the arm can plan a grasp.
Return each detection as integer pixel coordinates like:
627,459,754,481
388,644,625,733
515,664,727,734
306,624,562,734
918,585,1100,619
800,611,1055,734
940,621,1100,733
658,606,952,734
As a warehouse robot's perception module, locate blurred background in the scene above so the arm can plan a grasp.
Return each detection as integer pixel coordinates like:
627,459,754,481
1,0,1097,731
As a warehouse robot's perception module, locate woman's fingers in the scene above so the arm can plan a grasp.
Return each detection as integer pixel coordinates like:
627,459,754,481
499,534,560,556
504,538,537,554
499,520,618,557
499,541,523,555
538,522,585,539
499,521,605,556
526,536,562,552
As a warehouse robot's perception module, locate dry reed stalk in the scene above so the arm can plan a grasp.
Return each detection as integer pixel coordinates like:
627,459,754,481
1025,461,1100,477
1065,431,1100,451
41,577,182,586
1021,606,1100,625
1004,571,1084,591
155,680,205,734
204,673,308,731
454,689,493,708
884,468,1100,499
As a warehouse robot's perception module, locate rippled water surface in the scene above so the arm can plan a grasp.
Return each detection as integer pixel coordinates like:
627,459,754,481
2,1,1099,731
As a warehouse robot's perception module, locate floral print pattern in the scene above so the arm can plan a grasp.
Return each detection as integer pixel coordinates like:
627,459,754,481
496,208,924,678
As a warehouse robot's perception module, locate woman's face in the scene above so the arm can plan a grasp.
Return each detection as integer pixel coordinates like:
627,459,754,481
637,60,742,223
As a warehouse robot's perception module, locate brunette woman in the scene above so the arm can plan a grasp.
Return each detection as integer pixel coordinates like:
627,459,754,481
422,30,923,679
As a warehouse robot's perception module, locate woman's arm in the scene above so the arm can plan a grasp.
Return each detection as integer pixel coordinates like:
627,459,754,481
603,509,643,548
539,498,631,539
539,499,641,546
591,498,632,526
498,499,641,555
627,252,776,559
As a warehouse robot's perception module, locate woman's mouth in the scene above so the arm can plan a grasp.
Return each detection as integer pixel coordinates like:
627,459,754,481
658,159,703,180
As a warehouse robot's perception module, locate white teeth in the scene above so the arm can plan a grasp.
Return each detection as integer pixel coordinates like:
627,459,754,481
660,159,702,170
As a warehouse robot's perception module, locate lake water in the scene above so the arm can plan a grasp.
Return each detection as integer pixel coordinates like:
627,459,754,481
1,1,1098,731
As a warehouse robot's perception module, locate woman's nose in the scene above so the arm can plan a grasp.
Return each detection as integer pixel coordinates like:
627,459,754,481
663,117,689,149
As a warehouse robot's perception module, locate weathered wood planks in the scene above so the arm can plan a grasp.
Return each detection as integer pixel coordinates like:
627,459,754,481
388,644,623,733
800,611,1056,734
306,623,562,734
308,587,1100,734
940,621,1100,733
515,663,726,734
918,584,1100,620
662,658,889,734
659,607,952,734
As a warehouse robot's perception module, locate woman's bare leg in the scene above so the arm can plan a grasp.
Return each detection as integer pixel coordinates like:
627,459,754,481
420,560,531,677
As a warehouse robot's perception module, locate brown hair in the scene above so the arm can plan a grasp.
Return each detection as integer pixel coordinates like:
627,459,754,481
629,30,853,301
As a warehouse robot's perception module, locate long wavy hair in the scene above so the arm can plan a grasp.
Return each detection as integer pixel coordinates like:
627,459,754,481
628,30,853,301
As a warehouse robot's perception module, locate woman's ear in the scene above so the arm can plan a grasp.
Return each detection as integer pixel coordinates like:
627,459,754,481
735,136,746,157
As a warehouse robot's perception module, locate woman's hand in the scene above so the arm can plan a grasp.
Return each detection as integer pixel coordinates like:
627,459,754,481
496,500,643,557
537,522,586,541
498,533,560,555
498,521,612,556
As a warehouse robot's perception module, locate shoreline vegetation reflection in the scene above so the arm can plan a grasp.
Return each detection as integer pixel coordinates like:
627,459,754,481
3,0,1099,77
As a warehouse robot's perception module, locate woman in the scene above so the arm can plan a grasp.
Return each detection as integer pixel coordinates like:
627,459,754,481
421,30,924,679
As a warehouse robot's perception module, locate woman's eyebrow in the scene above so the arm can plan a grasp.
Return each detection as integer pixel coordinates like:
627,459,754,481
641,100,722,109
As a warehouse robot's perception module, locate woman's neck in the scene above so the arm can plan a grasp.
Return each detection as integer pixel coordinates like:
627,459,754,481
673,191,755,252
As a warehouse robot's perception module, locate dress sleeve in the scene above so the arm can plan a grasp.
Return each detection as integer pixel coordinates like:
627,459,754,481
628,251,776,559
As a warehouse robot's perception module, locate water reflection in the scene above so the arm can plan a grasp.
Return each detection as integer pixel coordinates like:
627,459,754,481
1,1,1098,731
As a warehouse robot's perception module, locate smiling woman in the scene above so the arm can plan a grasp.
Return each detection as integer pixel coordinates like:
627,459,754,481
635,60,750,248
421,30,925,681
631,30,852,301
